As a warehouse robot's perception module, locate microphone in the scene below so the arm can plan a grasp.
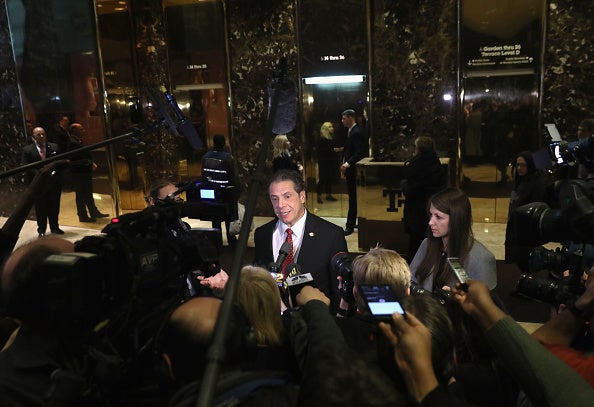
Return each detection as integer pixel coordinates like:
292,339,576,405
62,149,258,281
174,179,201,196
268,58,297,135
146,87,203,150
284,263,315,306
163,89,203,150
268,240,292,274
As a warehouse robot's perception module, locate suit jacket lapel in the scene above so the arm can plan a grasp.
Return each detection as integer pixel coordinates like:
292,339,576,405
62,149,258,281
298,215,318,262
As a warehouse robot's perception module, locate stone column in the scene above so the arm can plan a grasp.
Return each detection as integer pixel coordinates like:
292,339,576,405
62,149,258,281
130,0,178,185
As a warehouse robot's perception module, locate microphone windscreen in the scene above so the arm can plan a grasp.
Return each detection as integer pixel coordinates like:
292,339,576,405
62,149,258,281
269,84,297,135
177,119,203,150
279,240,292,255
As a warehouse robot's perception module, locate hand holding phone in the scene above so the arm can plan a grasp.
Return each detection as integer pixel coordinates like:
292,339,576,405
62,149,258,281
359,284,406,321
447,257,469,291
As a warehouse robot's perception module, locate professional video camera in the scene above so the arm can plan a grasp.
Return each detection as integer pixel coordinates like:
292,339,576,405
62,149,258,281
177,178,238,223
516,247,586,307
527,242,594,274
40,201,222,378
513,130,594,245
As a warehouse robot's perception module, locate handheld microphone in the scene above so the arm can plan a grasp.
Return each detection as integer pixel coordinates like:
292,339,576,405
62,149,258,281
268,240,292,274
284,263,315,306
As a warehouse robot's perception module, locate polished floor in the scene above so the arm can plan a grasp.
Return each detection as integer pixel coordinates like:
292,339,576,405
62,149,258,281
6,189,508,261
7,160,523,259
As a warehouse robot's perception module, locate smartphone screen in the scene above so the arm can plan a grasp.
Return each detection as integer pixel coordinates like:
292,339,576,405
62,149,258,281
359,284,406,320
549,141,564,165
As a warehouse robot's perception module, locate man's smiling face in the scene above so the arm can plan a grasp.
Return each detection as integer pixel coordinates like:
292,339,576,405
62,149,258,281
269,180,306,227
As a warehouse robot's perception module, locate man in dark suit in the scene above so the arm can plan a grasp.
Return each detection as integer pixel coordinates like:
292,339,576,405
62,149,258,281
21,127,64,237
254,169,348,312
340,109,369,236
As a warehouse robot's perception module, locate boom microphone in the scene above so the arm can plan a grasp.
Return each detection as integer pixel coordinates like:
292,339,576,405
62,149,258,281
146,87,203,150
268,57,297,135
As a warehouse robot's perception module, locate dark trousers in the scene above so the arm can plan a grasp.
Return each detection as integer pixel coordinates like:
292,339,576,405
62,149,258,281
35,187,61,233
316,179,333,196
72,173,98,218
345,170,357,229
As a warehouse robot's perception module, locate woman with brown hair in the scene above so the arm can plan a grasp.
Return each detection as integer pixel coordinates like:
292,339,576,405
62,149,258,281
409,188,496,292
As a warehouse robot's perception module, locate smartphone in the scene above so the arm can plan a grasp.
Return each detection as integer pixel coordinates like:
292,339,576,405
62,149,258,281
446,257,469,288
359,284,406,320
549,141,565,165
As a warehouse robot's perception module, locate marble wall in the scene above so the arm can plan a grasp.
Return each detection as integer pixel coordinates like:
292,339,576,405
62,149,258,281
370,0,458,161
225,0,299,215
0,0,28,216
542,1,594,132
0,0,592,218
130,0,179,184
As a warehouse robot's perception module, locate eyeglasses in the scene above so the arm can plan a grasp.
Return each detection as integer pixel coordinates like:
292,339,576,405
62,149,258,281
156,194,184,204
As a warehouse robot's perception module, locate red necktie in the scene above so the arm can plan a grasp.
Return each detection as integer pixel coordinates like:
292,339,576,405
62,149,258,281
281,229,294,278
39,145,46,160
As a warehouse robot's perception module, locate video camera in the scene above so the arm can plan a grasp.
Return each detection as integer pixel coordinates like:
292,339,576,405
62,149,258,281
513,128,594,246
533,125,594,172
516,246,587,307
40,201,222,367
177,179,238,223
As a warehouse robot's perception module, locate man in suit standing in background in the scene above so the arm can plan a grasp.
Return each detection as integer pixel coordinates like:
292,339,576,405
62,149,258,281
340,109,368,236
253,169,348,312
21,127,64,237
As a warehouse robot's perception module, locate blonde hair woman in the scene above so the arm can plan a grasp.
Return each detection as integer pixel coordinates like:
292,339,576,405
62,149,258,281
316,122,339,203
272,134,302,173
236,266,299,377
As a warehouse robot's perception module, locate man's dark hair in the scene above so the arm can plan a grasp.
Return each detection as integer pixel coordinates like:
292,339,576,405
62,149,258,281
341,108,356,117
579,118,594,132
213,134,226,149
299,344,406,406
269,169,305,193
148,179,175,200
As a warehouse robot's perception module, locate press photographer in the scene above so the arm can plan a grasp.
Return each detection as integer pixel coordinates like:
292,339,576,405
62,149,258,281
509,131,594,307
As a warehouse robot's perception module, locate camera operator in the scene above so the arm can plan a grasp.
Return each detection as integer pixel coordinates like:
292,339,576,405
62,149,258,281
531,266,594,386
145,180,228,293
201,134,242,247
576,118,594,180
0,237,99,405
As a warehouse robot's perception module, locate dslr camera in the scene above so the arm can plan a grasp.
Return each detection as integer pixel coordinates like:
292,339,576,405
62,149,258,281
331,251,356,303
